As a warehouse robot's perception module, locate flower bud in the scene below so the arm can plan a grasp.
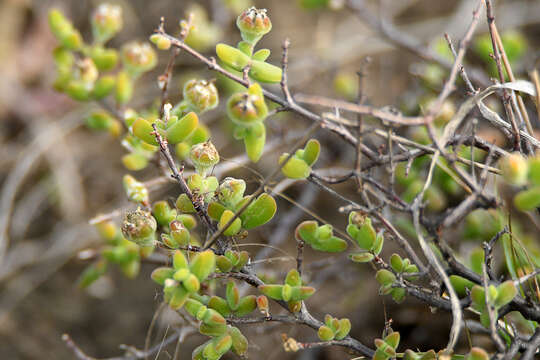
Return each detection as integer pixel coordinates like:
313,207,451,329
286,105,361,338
121,41,157,77
218,177,246,207
190,141,220,177
122,174,149,204
121,208,157,247
500,152,528,186
227,84,268,126
91,3,123,44
183,79,219,114
236,7,272,45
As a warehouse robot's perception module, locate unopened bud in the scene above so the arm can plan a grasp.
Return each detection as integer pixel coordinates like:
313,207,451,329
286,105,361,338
121,41,157,77
122,174,149,204
183,79,219,114
190,141,220,177
121,208,157,247
218,177,246,207
226,84,268,126
236,7,272,45
91,3,123,44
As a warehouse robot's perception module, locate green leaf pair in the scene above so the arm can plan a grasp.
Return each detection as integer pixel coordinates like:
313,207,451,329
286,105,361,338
216,44,281,83
258,269,315,311
132,112,199,146
389,254,419,276
375,269,406,303
347,212,383,254
216,250,250,272
208,178,276,235
295,220,347,253
470,281,517,327
373,332,400,360
208,281,257,317
151,250,216,309
317,315,351,341
186,298,249,359
279,139,320,179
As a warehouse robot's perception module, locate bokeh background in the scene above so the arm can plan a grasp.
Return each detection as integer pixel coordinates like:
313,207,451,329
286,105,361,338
1,0,539,359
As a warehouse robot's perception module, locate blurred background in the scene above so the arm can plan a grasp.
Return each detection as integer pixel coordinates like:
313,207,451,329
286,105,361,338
1,0,539,359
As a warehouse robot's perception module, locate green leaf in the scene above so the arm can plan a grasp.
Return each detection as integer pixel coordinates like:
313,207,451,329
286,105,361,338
182,274,200,293
311,236,348,253
226,281,240,310
168,285,189,309
289,286,316,301
166,112,198,144
132,118,158,145
259,284,284,300
218,210,242,236
302,139,320,166
349,252,375,263
470,285,486,311
240,193,277,229
229,326,248,356
390,254,404,272
280,154,311,179
200,322,228,337
216,43,251,71
285,269,302,287
173,250,188,269
216,255,233,272
208,296,231,317
249,60,283,83
296,221,319,243
335,318,351,340
243,123,266,162
318,325,335,341
176,193,196,213
234,295,257,316
384,332,400,349
115,71,133,105
252,49,271,61
514,186,540,211
92,75,116,99
375,269,396,286
150,267,174,285
122,153,148,171
495,280,517,307
77,260,107,288
189,250,216,281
